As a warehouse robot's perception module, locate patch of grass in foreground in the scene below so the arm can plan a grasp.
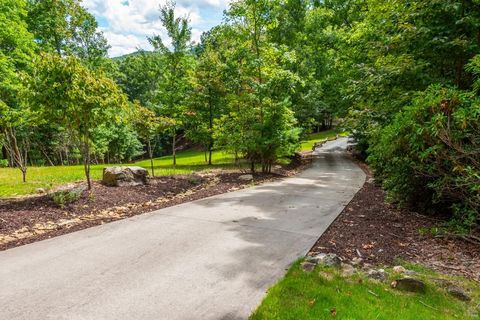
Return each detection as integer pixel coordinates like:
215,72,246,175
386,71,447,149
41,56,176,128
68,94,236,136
250,261,479,320
300,129,349,152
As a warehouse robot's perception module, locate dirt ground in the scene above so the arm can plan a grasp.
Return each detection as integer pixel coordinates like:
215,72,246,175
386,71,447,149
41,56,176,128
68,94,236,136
310,162,480,282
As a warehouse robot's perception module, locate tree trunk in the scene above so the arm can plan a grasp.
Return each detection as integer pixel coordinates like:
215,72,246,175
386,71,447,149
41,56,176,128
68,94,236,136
208,95,214,166
83,135,92,190
84,156,91,190
147,139,155,177
3,127,28,182
172,132,177,167
40,146,54,166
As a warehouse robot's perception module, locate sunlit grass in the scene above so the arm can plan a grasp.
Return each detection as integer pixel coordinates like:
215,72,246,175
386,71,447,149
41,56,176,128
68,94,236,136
300,129,349,152
0,149,237,198
250,260,479,320
0,130,346,198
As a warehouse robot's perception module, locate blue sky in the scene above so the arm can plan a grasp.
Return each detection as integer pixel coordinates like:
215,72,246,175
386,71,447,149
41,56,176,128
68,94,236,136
82,0,231,57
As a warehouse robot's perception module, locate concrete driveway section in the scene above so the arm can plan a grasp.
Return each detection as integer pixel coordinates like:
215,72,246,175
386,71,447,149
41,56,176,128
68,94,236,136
0,138,365,320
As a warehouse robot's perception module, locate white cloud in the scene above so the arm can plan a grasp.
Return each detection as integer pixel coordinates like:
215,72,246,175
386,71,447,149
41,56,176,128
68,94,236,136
82,0,230,57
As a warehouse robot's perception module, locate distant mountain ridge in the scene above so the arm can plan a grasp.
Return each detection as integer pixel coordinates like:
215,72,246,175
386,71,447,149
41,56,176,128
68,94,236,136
111,50,154,61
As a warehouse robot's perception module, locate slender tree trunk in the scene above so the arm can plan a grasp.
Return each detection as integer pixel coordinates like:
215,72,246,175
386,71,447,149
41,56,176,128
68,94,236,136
208,93,214,166
3,127,28,182
84,156,91,190
83,133,92,190
172,131,177,167
455,0,466,88
40,146,54,166
147,139,155,177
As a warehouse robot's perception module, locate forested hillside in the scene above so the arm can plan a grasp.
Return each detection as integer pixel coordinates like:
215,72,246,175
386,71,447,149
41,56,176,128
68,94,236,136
1,0,479,229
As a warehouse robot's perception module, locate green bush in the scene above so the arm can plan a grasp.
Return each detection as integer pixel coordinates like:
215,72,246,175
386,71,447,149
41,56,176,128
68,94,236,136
368,85,480,231
0,159,8,168
50,189,83,208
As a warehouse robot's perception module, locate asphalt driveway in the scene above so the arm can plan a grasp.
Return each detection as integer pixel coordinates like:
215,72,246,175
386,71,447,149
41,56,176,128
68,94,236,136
0,138,365,320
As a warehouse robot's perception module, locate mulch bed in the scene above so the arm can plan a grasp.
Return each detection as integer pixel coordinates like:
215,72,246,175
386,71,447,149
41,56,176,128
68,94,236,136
0,165,304,251
310,162,480,282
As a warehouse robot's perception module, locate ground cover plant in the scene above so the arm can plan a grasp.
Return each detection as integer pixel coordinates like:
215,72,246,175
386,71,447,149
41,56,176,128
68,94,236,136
250,261,479,320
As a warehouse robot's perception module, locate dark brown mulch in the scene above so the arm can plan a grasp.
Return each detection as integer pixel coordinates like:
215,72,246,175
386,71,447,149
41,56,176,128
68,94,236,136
310,163,480,282
0,169,299,251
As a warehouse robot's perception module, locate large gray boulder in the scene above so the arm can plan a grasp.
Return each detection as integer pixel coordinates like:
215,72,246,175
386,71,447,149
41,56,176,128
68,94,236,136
102,166,149,187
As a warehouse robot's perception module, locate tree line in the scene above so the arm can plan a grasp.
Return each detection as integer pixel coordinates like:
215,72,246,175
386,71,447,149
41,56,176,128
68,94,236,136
1,0,479,229
1,0,340,188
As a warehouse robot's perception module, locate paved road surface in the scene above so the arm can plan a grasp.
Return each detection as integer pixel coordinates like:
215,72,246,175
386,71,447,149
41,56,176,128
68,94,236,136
0,138,365,320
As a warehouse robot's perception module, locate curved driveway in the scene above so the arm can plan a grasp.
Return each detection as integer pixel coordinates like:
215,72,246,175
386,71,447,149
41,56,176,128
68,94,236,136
0,138,365,320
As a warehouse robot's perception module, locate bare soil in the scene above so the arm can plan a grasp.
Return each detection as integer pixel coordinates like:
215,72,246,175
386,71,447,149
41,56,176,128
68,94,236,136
310,162,480,282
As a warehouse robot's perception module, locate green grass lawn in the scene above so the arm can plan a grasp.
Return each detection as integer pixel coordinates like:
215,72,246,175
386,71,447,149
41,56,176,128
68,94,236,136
0,150,236,198
0,129,346,198
300,129,349,152
250,261,479,320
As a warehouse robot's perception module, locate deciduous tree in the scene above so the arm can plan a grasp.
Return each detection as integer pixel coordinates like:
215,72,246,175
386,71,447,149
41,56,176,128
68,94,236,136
31,54,129,189
148,1,194,167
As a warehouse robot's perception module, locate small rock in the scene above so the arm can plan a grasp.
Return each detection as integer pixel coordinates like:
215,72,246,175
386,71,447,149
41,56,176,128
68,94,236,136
36,188,46,194
301,261,316,273
404,270,417,276
238,174,254,181
341,263,356,277
431,278,452,288
319,271,334,281
367,269,388,282
391,278,426,293
362,263,372,270
306,253,341,268
351,257,363,266
393,266,406,274
447,285,471,301
305,253,325,264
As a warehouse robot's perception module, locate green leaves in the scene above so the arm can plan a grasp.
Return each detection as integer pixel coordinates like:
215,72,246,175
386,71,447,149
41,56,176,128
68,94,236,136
27,0,109,66
368,85,480,229
29,53,130,187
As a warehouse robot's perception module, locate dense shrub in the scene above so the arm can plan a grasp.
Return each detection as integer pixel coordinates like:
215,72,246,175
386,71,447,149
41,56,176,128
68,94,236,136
0,159,8,167
368,85,480,230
